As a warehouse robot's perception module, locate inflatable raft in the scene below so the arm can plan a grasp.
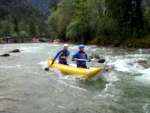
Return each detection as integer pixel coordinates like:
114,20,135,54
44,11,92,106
47,58,103,78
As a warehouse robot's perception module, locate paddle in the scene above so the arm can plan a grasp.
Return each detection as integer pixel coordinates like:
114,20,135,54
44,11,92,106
44,59,55,71
45,52,63,71
97,59,106,63
77,58,106,63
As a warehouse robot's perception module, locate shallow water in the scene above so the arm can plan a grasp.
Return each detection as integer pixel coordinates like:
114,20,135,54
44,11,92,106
0,43,150,113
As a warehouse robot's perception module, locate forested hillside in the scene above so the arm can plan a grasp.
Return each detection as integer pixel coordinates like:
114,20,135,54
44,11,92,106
0,0,150,48
0,0,46,37
27,0,61,15
46,0,150,48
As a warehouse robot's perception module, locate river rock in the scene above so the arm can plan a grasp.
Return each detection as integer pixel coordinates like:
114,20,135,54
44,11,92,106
89,53,100,59
139,49,150,54
136,59,150,69
9,49,20,53
0,53,10,57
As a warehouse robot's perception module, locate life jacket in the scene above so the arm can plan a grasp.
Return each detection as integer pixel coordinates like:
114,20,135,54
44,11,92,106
76,51,87,66
59,50,68,59
77,51,86,59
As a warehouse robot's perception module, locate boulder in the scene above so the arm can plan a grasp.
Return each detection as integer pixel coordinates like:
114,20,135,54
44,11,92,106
9,49,20,53
136,59,150,69
89,53,100,59
0,53,10,57
139,49,150,54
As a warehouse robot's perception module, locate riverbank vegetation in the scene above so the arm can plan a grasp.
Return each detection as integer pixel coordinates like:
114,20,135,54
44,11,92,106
0,0,150,48
0,0,46,38
46,0,150,48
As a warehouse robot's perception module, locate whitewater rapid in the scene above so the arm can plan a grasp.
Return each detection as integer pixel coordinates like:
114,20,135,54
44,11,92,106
0,43,150,113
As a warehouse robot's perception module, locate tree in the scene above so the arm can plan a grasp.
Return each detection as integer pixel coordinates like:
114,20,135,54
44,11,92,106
1,20,14,36
29,15,36,36
49,0,59,10
19,21,29,34
46,0,76,41
18,21,29,36
13,17,19,34
35,25,40,35
105,0,143,38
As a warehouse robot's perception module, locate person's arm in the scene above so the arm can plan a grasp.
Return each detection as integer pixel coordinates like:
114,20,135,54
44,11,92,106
53,50,62,60
72,52,78,61
66,51,70,57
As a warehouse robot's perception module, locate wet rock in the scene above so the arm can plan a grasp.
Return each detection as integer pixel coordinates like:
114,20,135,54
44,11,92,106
0,53,10,57
89,54,100,59
136,59,150,69
127,59,150,69
9,49,20,53
139,49,150,54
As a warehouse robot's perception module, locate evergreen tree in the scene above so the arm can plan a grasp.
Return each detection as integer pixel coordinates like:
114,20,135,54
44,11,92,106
29,15,36,36
1,20,14,36
105,0,143,38
14,17,19,34
49,0,59,10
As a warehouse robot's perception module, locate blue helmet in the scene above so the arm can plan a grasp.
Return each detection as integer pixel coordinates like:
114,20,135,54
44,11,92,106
79,44,85,49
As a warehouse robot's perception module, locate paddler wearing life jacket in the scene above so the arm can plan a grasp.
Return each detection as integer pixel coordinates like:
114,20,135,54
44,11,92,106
72,44,91,68
53,44,70,65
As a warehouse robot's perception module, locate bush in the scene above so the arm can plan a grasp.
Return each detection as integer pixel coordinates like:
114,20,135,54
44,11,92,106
122,37,150,48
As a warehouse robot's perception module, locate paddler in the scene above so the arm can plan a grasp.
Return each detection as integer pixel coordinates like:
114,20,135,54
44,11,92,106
72,44,91,68
53,44,70,65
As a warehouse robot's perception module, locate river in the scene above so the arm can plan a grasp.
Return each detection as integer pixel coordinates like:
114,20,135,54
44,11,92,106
0,43,150,113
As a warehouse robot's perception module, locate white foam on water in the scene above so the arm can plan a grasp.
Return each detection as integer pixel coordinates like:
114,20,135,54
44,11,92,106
0,65,21,69
94,82,124,100
143,103,150,113
69,45,78,50
103,82,124,95
108,57,149,74
59,74,86,82
126,54,150,58
107,55,150,85
109,59,133,73
134,69,150,85
0,65,35,70
20,46,41,53
91,48,97,52
103,72,120,82
57,79,87,92
37,61,48,70
103,82,114,92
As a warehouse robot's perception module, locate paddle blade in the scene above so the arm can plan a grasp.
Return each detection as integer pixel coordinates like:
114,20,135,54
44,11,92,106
98,59,105,63
45,67,49,71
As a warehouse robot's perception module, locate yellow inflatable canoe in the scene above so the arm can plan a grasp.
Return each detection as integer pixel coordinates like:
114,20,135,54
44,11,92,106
47,58,103,78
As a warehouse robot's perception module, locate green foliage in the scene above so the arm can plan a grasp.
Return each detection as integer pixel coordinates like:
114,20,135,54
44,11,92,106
0,0,150,47
46,0,150,48
49,0,59,10
18,21,29,34
122,37,150,48
46,0,77,40
0,37,3,42
66,19,84,42
35,25,40,35
96,16,118,38
46,9,59,38
1,20,14,36
105,0,143,38
19,31,28,37
29,16,36,35
0,0,46,37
